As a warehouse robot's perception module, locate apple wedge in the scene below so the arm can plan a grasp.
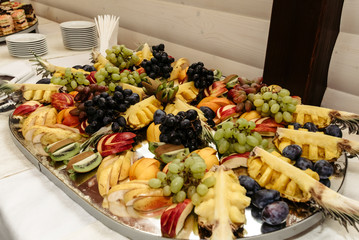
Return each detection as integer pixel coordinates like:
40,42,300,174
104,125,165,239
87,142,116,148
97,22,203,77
133,196,173,212
161,199,194,238
124,188,164,206
220,152,250,169
106,181,149,203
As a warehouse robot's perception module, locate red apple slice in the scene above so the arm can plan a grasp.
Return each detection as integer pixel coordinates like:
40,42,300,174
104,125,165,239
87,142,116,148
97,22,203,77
101,144,133,157
161,199,194,238
220,152,250,168
111,132,136,142
102,139,135,152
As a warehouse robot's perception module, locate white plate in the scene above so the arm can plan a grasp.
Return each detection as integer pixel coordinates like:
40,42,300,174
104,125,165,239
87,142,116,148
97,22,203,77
5,33,46,43
60,21,96,29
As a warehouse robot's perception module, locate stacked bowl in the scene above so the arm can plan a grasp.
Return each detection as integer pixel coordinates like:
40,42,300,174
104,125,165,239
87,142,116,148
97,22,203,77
60,21,98,50
5,33,48,58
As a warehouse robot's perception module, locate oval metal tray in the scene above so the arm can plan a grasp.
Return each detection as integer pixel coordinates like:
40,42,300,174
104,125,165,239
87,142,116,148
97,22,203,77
8,115,347,239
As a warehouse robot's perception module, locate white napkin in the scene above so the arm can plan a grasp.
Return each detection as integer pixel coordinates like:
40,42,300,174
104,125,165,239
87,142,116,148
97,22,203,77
0,60,35,83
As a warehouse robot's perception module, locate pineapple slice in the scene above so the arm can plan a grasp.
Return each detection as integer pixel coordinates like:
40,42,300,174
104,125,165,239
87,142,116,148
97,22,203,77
273,128,359,161
194,166,250,239
249,147,359,230
124,96,163,130
176,82,199,103
293,104,359,134
248,148,319,202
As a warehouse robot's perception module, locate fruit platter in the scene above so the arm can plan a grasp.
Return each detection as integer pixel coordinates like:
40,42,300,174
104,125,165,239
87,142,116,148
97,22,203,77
5,42,359,239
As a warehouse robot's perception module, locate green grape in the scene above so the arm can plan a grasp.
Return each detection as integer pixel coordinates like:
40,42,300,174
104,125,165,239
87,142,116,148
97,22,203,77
190,162,207,173
262,103,270,113
248,121,256,130
163,185,171,196
108,82,116,92
235,132,246,145
247,93,255,102
254,98,264,107
291,98,299,105
111,73,121,81
246,135,259,147
236,118,248,129
252,132,262,143
218,139,230,154
120,72,127,78
120,62,127,69
172,158,181,164
283,111,293,122
260,139,269,149
170,176,184,193
95,74,105,83
196,184,209,196
157,171,167,182
214,129,224,141
191,193,201,206
105,49,112,55
184,157,195,168
277,96,282,103
268,100,276,107
234,143,246,153
98,81,107,86
99,68,108,77
262,91,273,100
60,79,68,86
245,143,253,152
129,78,136,85
176,190,186,202
193,172,205,179
261,111,270,117
253,93,262,100
121,77,129,83
83,79,90,85
224,128,233,139
70,80,77,89
203,176,216,188
287,104,296,113
280,103,287,112
274,112,283,123
168,163,180,174
222,121,234,130
278,88,290,97
282,95,292,104
271,103,280,114
149,178,161,188
271,93,278,100
51,77,60,85
187,185,196,199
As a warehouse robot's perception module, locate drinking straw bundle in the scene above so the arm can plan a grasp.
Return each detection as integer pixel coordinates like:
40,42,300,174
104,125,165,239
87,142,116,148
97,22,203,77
94,15,120,56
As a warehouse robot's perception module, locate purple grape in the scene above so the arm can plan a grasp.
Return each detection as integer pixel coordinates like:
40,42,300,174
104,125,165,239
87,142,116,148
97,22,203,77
294,157,313,170
153,109,166,124
320,178,331,188
252,189,281,209
303,122,318,132
282,144,302,160
262,201,289,225
324,125,342,138
288,122,301,130
314,160,334,179
238,175,261,197
251,206,262,220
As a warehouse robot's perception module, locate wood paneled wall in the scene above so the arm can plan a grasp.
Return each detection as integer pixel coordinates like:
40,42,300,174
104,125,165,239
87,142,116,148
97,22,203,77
321,0,359,113
25,0,273,79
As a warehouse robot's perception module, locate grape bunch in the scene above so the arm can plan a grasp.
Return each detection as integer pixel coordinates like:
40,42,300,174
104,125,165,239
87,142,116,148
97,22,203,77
83,86,140,134
105,45,140,70
140,43,174,79
94,63,147,90
213,118,270,155
186,62,214,89
149,153,215,205
248,87,298,123
227,77,265,113
72,64,96,72
51,68,90,92
155,109,205,151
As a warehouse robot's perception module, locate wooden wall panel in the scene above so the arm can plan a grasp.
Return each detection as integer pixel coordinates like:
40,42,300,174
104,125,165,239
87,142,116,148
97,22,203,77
26,0,272,78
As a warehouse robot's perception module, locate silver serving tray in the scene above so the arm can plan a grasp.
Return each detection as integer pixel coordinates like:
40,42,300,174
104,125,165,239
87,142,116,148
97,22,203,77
9,115,347,240
0,20,39,43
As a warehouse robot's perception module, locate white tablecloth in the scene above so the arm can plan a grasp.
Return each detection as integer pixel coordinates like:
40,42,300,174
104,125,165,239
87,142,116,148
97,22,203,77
0,17,358,240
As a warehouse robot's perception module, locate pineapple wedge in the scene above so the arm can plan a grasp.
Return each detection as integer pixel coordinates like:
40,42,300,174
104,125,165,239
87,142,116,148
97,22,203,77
293,104,359,134
124,96,163,130
176,82,199,103
195,166,250,239
273,128,359,161
249,147,359,230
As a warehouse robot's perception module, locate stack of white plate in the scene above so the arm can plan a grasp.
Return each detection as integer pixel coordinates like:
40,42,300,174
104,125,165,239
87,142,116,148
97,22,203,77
5,33,48,58
60,21,98,50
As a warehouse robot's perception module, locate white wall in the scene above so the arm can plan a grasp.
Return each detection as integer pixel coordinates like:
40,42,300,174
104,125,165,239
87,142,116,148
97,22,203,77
24,0,273,79
322,0,359,113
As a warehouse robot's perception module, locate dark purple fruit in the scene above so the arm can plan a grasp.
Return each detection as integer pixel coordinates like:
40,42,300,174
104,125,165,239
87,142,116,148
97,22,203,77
252,189,281,209
199,106,216,120
288,122,301,130
314,160,333,179
303,122,318,132
324,125,342,138
186,109,198,120
320,178,331,188
251,206,262,220
282,144,302,160
294,157,313,170
238,175,261,197
262,201,289,225
153,109,166,124
36,78,51,84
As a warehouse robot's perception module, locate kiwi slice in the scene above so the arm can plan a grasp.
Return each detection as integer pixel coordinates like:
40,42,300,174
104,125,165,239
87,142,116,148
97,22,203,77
50,142,80,162
72,152,102,173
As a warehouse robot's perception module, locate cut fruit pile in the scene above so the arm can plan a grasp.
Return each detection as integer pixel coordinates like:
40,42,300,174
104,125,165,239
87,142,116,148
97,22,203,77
8,42,359,239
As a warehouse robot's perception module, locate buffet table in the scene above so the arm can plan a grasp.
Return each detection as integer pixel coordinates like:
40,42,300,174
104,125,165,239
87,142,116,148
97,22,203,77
0,17,358,240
